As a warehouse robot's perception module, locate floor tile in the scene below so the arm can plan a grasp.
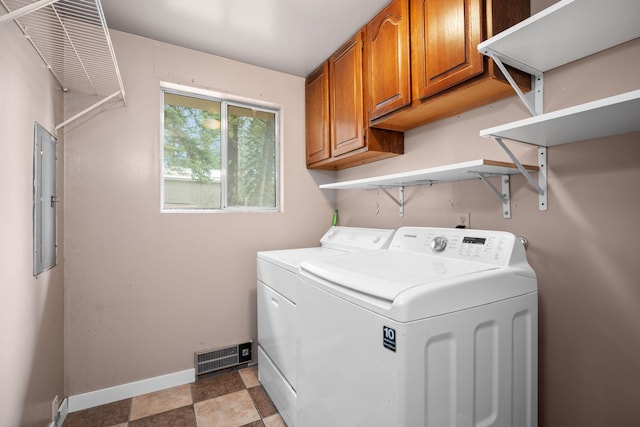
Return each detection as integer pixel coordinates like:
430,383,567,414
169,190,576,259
248,385,277,418
263,414,287,427
130,384,192,420
129,405,196,427
62,399,131,427
191,370,246,403
194,389,261,427
63,366,284,427
239,366,260,388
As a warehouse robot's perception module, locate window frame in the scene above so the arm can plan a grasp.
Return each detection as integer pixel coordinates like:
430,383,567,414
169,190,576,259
160,82,281,213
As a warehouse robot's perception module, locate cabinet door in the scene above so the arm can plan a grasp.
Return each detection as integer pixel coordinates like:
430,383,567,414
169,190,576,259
365,0,411,121
305,62,331,165
411,0,483,101
330,32,365,157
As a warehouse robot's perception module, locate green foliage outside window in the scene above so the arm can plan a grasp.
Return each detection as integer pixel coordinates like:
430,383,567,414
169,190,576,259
162,89,278,210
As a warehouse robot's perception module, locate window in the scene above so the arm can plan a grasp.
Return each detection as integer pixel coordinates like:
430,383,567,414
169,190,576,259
161,85,279,211
33,122,57,275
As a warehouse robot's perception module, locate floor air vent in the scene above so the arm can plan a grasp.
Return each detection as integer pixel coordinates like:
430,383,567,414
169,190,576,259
195,342,252,375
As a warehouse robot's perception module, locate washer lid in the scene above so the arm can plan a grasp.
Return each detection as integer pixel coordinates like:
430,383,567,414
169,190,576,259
258,247,345,272
300,250,497,302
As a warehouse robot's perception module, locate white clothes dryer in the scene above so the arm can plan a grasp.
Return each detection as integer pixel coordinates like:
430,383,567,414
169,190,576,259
257,226,395,427
298,226,538,427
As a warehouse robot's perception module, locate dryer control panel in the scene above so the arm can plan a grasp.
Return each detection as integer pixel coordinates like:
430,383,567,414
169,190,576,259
389,227,523,266
320,226,395,252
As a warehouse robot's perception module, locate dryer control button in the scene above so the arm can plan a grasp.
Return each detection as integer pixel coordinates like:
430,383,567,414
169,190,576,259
431,236,448,252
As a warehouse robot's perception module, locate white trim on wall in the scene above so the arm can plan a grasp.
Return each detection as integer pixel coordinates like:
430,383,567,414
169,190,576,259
68,369,196,412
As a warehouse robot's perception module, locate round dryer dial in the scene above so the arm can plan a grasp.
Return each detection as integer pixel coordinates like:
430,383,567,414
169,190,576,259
430,236,448,252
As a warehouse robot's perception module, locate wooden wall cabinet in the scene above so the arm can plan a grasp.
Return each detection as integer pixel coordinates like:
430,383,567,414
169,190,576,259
306,32,404,170
305,62,330,165
364,0,411,121
369,0,531,131
331,34,365,157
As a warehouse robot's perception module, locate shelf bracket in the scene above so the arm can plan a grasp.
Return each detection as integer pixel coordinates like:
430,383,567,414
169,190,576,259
55,90,123,132
494,137,548,211
483,50,543,116
378,186,405,217
537,147,548,211
477,173,511,218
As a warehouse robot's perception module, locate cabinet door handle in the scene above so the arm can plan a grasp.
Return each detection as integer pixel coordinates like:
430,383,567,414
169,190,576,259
271,297,279,308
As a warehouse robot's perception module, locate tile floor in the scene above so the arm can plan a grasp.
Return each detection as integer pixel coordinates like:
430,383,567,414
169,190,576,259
62,366,286,427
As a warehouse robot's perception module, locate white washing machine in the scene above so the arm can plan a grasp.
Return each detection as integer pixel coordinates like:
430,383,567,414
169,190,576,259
298,226,538,427
257,226,395,427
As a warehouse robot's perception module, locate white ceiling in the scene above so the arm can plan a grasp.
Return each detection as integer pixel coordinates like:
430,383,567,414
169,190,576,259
101,0,391,77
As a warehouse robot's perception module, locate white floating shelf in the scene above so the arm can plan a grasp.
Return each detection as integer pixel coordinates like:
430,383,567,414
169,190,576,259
480,89,640,147
477,0,640,73
319,159,537,190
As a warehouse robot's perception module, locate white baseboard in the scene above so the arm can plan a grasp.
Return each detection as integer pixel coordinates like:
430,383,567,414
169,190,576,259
54,397,68,427
68,369,195,412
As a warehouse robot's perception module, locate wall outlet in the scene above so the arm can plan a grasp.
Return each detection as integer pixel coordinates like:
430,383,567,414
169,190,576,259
51,395,59,422
456,212,470,228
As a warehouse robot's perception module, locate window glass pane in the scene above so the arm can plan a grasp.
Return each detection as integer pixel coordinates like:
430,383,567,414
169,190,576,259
163,92,222,209
226,105,277,208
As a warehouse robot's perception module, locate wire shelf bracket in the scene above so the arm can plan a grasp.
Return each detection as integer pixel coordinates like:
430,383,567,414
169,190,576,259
1,0,126,132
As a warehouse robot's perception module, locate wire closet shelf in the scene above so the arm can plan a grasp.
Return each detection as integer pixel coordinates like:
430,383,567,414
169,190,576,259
1,0,126,130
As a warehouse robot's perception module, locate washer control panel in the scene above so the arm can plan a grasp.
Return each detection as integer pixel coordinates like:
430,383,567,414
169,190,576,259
389,227,520,265
430,236,448,252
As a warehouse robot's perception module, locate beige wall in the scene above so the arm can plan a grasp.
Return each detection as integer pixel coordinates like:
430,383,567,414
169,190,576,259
333,32,640,427
0,21,65,427
63,30,335,395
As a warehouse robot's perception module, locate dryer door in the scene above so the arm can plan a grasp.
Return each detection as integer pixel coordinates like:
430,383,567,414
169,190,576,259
257,281,297,389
